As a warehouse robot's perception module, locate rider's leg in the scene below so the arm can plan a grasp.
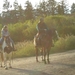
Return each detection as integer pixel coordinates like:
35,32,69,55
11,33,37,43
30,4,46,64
36,33,41,45
0,38,4,45
9,37,16,51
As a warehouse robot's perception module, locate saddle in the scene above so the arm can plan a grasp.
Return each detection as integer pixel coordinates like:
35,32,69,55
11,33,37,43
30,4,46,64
36,32,47,46
36,29,53,46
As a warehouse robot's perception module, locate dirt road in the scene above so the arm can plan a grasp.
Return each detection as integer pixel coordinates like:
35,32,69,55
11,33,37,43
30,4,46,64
0,50,75,75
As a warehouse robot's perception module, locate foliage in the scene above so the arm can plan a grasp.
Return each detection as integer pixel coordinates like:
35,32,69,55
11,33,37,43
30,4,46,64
71,3,75,14
13,0,19,10
0,15,75,58
13,35,75,58
8,20,37,42
45,15,75,37
65,35,75,50
0,0,71,24
3,0,10,11
24,0,34,20
14,41,35,58
8,22,28,42
0,15,75,42
51,35,75,53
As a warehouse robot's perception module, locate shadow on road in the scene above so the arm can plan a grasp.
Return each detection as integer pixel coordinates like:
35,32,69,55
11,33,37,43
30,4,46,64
12,68,52,75
51,62,75,68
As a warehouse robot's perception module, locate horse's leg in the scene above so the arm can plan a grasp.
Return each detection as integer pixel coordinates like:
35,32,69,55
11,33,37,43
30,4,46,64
8,52,12,68
0,52,3,67
47,48,50,64
0,52,2,67
43,47,46,64
41,48,44,61
3,52,8,69
35,47,39,62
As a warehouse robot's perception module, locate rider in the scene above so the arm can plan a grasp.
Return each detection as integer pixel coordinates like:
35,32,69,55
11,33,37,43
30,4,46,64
0,25,15,50
36,18,49,44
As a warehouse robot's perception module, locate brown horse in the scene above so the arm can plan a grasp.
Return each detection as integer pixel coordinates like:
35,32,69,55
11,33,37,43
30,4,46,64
34,29,54,64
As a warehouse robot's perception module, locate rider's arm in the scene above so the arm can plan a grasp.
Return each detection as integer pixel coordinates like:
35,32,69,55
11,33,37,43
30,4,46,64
1,29,5,37
36,24,42,32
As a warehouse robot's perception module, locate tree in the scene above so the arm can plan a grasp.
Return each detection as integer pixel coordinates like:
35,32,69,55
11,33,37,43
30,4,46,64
18,4,25,22
71,3,75,14
13,0,19,10
3,0,10,11
56,0,69,15
12,0,19,23
35,0,48,17
46,0,57,15
0,14,2,24
24,0,34,20
2,0,11,24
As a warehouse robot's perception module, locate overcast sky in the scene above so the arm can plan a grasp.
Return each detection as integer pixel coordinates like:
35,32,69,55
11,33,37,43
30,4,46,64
0,0,75,12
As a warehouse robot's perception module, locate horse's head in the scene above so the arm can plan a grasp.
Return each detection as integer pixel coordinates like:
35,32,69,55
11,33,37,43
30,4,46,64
48,28,59,39
4,36,11,47
2,36,13,53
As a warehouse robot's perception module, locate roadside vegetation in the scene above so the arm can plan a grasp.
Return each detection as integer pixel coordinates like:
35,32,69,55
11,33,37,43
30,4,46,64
0,15,74,58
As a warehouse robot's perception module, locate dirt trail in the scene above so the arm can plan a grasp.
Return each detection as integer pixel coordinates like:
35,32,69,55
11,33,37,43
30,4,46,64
0,50,75,75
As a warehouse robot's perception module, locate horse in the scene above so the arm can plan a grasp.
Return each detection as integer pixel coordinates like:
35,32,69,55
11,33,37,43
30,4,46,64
34,28,59,64
0,36,14,69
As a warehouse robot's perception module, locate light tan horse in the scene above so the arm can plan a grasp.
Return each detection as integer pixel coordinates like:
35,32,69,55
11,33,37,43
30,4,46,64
0,37,13,69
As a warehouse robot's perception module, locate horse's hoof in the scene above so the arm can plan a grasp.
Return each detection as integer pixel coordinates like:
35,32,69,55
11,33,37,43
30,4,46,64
36,59,39,62
47,59,50,64
1,65,2,67
48,61,50,64
5,67,8,70
9,66,12,68
44,61,47,64
42,59,44,61
36,60,39,62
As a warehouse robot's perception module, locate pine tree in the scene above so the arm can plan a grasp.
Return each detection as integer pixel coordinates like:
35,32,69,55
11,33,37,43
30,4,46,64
24,0,34,20
71,3,75,14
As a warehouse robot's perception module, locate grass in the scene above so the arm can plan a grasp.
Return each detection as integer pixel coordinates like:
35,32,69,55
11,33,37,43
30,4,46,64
13,35,75,58
14,40,35,58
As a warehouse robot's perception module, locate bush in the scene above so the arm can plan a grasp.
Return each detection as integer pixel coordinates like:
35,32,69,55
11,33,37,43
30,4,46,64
14,41,35,58
65,35,75,50
51,35,75,53
12,35,75,58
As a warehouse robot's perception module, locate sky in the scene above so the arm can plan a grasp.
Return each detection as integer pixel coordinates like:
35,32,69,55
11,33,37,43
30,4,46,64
0,0,75,12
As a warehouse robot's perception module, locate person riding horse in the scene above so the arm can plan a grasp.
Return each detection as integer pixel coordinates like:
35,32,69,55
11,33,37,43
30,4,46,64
0,25,15,69
0,25,15,51
34,18,60,63
36,18,49,45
